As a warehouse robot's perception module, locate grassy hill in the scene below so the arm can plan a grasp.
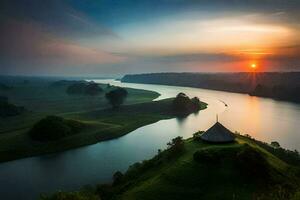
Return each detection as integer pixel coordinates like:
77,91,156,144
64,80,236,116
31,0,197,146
105,136,300,200
43,134,300,200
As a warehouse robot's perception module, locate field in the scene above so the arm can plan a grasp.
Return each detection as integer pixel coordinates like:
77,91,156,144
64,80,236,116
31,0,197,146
0,77,207,162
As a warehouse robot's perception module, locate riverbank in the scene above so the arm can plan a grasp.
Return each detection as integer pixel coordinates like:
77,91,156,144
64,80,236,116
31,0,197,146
122,72,300,103
43,134,300,200
0,97,207,163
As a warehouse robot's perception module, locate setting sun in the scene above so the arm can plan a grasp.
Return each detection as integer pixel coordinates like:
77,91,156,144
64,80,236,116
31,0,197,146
251,63,257,69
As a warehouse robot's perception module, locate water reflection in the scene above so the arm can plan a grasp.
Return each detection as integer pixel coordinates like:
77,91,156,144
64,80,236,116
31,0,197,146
0,79,299,200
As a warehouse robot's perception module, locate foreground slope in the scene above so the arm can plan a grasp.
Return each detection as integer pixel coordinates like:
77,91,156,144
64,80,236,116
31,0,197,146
43,134,300,200
100,135,300,200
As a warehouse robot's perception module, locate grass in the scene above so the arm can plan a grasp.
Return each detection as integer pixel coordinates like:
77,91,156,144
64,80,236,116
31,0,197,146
0,77,207,162
97,135,300,200
0,78,159,134
42,134,300,200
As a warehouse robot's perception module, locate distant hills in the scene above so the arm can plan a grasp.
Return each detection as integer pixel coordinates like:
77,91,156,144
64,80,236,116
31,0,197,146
122,72,300,102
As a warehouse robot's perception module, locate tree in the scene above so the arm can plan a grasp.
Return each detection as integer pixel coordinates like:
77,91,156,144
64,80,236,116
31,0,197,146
172,93,201,114
0,96,24,117
105,88,128,108
113,171,124,185
84,83,103,95
167,136,184,155
271,141,281,148
29,116,84,141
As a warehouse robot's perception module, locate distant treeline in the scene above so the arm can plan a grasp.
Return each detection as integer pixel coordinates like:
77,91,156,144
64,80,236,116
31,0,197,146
122,72,300,102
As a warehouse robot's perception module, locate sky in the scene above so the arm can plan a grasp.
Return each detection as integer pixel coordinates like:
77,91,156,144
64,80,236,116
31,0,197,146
1,0,300,76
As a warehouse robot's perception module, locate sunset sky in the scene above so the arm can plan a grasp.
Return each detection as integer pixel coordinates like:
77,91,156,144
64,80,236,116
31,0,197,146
1,0,300,76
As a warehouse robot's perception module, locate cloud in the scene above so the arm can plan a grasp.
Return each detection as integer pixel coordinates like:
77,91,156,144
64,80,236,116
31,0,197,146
0,19,126,68
0,0,119,40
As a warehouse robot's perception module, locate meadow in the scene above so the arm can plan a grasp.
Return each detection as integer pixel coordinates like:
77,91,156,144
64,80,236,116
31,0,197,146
0,77,207,162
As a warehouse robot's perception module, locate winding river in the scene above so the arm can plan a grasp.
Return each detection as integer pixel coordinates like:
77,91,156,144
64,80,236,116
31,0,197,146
0,79,300,200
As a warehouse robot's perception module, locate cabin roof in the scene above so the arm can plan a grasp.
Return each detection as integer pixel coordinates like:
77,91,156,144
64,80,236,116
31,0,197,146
200,122,235,143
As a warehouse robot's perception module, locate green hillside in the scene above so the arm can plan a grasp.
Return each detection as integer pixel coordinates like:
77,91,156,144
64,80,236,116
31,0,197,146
43,134,300,200
99,135,300,200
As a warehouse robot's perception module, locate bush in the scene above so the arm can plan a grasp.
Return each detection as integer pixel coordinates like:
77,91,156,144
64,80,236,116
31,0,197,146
271,141,281,148
0,83,12,90
236,144,269,179
66,82,102,95
167,136,184,156
85,83,103,95
105,88,128,108
193,131,204,141
193,149,220,164
29,116,85,141
113,171,124,185
172,93,201,115
0,97,24,117
241,135,300,166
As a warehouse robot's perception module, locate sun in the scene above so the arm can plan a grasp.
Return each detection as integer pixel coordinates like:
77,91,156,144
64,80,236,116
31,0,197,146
250,63,257,70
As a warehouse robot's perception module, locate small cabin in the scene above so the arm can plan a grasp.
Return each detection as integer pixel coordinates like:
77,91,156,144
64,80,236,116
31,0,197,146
200,122,235,143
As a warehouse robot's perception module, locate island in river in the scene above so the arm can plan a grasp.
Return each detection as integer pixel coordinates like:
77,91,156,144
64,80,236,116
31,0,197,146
0,76,207,162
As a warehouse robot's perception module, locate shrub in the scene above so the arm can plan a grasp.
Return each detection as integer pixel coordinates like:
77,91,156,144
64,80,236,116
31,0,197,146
236,144,269,179
167,136,184,156
29,116,84,141
172,93,201,115
0,97,24,117
193,149,220,164
271,141,281,148
193,131,204,141
105,88,128,108
66,82,102,95
0,83,12,90
84,83,103,95
113,171,124,185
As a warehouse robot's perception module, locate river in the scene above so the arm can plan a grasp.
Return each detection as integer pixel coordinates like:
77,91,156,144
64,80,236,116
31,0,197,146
0,79,299,199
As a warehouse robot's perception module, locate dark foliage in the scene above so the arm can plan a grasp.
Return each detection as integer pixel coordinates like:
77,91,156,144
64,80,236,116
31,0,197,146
250,84,300,102
193,149,221,164
66,82,103,95
193,144,270,180
236,144,270,179
271,141,281,148
0,82,12,90
122,72,300,102
242,134,300,166
0,97,24,117
96,184,114,200
0,96,8,103
29,116,85,142
172,93,201,115
166,136,185,156
50,80,86,87
105,87,128,108
193,131,204,141
97,136,184,200
113,171,124,186
40,187,99,200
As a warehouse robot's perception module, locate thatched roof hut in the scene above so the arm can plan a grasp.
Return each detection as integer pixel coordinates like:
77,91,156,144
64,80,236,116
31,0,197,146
200,122,235,143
